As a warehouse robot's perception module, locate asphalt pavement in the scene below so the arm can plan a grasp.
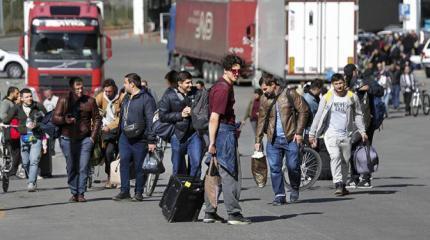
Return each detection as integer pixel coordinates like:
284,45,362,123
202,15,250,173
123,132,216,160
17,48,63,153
0,36,429,240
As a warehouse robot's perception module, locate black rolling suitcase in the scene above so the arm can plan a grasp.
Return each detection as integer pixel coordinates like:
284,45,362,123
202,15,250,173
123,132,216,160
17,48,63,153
159,175,204,222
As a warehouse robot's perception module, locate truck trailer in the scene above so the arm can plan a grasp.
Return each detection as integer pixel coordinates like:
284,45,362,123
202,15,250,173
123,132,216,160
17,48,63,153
256,0,358,83
168,0,256,84
20,0,112,96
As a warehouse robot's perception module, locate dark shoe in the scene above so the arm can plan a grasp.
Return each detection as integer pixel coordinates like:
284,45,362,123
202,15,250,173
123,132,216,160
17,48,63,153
132,193,144,202
227,213,251,225
342,186,350,195
289,190,299,203
69,195,78,202
345,178,358,189
272,196,287,206
334,182,344,196
357,180,373,189
203,212,225,223
112,192,131,201
77,195,87,202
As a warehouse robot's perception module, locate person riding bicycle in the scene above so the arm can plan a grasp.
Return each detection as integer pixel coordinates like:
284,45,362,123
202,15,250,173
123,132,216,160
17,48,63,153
254,74,309,205
3,88,47,192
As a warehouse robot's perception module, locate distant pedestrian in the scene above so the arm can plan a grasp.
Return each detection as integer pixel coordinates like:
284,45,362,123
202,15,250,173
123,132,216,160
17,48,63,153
242,88,263,134
376,62,391,117
42,88,59,112
400,65,417,116
141,79,159,103
195,80,206,90
389,63,402,110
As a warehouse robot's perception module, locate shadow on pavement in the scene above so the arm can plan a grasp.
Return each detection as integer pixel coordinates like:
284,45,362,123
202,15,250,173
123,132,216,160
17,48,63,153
349,190,397,195
1,201,73,211
376,184,426,188
249,212,323,223
299,197,354,203
373,176,418,180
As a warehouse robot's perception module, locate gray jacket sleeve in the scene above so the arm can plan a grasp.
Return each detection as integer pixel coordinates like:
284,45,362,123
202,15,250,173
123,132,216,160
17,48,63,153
0,101,10,122
309,96,327,138
352,94,366,134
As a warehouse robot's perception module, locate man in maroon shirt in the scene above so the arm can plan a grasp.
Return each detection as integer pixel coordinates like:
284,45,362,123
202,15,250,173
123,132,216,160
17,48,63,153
203,54,251,225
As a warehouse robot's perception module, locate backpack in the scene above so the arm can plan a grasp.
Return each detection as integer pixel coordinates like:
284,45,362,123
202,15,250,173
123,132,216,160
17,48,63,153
40,110,61,139
371,96,386,129
9,118,21,140
152,109,175,142
353,143,379,174
191,88,211,132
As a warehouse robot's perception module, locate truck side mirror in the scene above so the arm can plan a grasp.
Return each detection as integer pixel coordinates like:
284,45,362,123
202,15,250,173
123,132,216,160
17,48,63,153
19,35,25,58
105,35,112,60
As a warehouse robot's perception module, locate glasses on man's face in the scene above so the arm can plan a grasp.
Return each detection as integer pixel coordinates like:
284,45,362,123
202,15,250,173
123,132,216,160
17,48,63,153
230,69,240,75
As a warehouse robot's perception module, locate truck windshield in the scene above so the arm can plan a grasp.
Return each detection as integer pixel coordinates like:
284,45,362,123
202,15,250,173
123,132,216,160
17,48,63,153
30,32,99,60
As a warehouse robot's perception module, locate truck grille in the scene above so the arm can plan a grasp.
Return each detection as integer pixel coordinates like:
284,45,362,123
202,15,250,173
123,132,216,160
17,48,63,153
39,75,92,91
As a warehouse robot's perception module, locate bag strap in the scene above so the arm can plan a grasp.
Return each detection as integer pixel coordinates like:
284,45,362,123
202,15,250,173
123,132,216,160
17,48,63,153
263,88,284,132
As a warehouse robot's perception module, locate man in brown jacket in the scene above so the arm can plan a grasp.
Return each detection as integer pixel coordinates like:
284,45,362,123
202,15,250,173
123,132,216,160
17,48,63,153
95,79,124,188
254,74,309,206
53,77,102,202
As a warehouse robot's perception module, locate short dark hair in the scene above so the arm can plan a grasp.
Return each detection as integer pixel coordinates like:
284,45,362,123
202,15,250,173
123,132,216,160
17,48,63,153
254,88,263,96
69,77,84,88
6,86,19,97
221,54,244,71
165,70,178,87
310,79,324,89
20,88,32,96
102,78,118,93
124,73,142,89
331,73,345,83
258,73,278,86
196,80,205,87
177,71,192,82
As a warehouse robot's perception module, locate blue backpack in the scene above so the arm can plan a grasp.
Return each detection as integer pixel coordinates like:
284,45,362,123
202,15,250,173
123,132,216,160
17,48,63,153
40,111,61,139
371,96,386,129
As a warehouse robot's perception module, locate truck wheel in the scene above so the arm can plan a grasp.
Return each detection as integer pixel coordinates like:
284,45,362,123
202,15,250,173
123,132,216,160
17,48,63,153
202,62,210,83
426,67,430,78
213,64,222,83
208,63,216,84
6,63,24,79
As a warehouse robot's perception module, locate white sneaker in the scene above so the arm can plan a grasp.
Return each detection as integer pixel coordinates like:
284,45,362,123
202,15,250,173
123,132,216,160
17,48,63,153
27,182,37,192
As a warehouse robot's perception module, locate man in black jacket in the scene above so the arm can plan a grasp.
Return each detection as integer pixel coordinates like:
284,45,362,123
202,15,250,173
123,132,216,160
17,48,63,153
159,71,203,177
344,64,384,189
112,73,157,202
4,88,47,192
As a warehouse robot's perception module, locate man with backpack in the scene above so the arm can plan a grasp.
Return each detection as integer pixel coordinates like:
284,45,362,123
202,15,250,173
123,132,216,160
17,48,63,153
158,71,203,177
254,74,309,205
3,88,47,192
344,64,384,188
53,77,102,202
203,54,251,225
309,74,367,196
0,87,22,178
303,79,324,133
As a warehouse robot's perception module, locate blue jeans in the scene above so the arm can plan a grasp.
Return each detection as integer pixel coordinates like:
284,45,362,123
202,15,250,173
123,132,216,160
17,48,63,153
170,132,203,177
20,139,42,184
60,136,94,196
266,136,300,198
119,133,148,194
391,84,401,109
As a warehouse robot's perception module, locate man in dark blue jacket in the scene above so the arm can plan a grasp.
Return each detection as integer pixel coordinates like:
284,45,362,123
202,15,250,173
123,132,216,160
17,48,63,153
113,73,157,201
158,71,203,177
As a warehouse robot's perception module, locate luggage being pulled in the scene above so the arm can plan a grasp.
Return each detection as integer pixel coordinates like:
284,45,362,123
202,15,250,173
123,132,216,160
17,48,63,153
159,175,204,222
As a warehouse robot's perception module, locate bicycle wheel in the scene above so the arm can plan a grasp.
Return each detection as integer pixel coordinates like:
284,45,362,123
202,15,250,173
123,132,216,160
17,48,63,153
284,147,322,190
2,174,9,193
145,173,159,197
412,95,420,117
423,94,430,115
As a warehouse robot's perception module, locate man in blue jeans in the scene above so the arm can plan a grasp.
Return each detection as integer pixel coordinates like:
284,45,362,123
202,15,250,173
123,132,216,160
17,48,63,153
4,88,47,192
159,71,203,177
53,77,101,202
255,74,309,205
112,73,156,202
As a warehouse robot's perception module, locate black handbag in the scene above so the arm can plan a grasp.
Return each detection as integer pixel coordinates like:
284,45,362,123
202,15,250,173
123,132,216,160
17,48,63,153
123,122,145,139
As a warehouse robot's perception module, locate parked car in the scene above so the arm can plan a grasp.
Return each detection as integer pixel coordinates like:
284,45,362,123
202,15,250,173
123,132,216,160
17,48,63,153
0,48,27,78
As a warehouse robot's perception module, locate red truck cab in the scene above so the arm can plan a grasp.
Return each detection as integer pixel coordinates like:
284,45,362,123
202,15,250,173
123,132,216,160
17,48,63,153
20,1,112,98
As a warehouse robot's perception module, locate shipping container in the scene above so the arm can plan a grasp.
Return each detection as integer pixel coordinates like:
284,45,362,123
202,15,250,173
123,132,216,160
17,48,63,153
169,0,256,84
256,0,358,83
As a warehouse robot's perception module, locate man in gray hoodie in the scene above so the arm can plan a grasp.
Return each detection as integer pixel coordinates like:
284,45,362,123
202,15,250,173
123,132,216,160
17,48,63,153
309,74,367,196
